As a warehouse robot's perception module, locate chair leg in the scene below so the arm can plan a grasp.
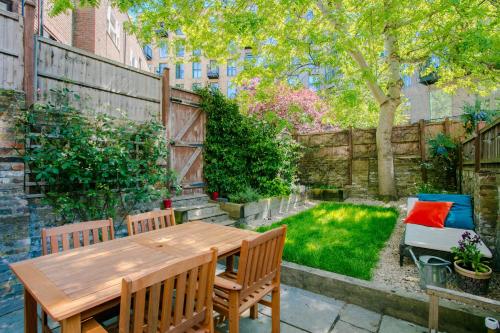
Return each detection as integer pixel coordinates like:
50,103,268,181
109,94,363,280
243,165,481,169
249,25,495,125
228,291,240,333
250,304,258,319
271,288,280,333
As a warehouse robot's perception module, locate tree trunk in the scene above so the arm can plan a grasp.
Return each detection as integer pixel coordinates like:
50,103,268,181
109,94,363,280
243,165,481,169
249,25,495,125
377,102,397,198
377,24,402,199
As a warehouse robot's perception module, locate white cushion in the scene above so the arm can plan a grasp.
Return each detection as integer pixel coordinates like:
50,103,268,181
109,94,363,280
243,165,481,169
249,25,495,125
405,223,492,258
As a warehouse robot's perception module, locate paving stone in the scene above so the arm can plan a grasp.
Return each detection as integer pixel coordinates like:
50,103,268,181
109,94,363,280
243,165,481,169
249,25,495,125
259,285,344,333
338,304,381,332
332,320,372,333
216,310,307,333
379,315,427,333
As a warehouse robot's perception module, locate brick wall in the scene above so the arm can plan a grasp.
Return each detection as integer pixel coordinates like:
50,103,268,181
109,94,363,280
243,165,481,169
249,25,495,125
73,7,96,52
462,169,500,268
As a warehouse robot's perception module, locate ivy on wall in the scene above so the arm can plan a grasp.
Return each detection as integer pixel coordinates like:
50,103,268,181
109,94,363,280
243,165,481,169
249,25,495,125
199,88,300,200
16,88,171,222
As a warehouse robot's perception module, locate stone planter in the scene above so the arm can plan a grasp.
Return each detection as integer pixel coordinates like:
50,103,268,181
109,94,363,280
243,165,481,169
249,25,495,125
454,260,492,296
308,188,345,201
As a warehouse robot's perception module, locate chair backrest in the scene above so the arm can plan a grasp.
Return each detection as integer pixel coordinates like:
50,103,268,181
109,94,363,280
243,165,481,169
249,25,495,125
41,219,114,255
126,209,176,236
118,248,218,333
236,225,287,297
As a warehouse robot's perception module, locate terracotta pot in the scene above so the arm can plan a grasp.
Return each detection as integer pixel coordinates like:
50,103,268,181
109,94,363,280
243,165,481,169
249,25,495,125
212,192,219,201
477,121,487,131
454,260,492,295
163,199,172,209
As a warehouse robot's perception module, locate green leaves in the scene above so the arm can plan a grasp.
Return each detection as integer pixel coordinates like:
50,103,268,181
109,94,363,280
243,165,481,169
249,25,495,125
200,88,300,199
20,89,171,223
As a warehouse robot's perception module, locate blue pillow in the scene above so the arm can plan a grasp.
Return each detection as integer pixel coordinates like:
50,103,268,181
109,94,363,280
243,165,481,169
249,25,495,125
417,194,474,230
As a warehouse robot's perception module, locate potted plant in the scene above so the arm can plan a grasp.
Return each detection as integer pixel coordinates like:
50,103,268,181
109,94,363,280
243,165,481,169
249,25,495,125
163,170,182,209
451,231,492,295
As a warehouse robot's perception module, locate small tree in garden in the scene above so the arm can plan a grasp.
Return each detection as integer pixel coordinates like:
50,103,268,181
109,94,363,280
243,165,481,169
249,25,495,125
240,81,334,133
16,88,172,223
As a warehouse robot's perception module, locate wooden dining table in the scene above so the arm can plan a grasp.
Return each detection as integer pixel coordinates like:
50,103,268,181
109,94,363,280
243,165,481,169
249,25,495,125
10,221,257,333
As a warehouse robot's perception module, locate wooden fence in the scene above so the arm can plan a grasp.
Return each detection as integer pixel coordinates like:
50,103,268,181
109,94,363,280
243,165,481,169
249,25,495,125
296,119,465,197
34,37,161,123
0,8,24,91
461,117,500,172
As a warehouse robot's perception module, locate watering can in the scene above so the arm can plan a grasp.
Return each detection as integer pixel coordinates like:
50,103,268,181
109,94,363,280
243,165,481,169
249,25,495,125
410,249,452,289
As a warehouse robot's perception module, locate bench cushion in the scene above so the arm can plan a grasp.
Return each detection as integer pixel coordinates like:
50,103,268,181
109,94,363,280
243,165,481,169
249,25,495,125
417,194,474,230
404,223,492,258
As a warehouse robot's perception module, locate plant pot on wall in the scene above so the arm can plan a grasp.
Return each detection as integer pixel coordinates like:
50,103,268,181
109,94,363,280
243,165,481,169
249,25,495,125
212,192,219,201
163,199,172,209
454,260,492,296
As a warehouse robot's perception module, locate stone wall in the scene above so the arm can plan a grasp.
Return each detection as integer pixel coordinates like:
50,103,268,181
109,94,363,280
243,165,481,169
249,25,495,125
297,120,464,197
461,168,500,268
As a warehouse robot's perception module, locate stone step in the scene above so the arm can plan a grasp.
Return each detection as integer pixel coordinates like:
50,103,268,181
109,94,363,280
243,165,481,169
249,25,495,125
171,194,209,208
190,210,230,224
174,203,220,222
211,219,237,227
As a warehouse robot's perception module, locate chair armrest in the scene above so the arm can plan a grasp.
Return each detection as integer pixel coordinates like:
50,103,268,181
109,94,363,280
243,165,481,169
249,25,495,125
214,276,242,291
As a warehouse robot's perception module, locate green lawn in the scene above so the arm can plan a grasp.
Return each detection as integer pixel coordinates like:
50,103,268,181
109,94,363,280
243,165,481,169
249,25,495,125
257,202,399,280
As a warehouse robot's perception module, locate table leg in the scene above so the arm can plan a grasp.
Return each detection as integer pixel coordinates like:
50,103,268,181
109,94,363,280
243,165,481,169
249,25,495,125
24,289,37,333
61,314,81,333
225,255,234,273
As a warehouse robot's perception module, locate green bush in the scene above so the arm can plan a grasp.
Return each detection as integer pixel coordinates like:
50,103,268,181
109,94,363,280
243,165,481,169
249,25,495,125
423,133,458,192
228,186,261,204
199,88,300,199
17,88,172,222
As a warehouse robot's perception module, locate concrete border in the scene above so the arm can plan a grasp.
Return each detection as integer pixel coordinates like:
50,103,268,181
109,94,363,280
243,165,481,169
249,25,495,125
281,261,497,333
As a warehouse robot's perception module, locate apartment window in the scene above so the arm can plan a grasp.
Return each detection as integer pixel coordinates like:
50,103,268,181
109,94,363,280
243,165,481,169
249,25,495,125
192,83,202,90
403,75,412,88
192,62,202,78
0,0,13,11
176,44,185,57
158,63,168,74
130,50,137,68
175,84,185,89
159,45,168,58
227,82,237,99
209,82,219,91
175,63,185,79
175,29,184,36
308,75,320,91
227,60,237,77
107,6,120,48
430,90,452,120
193,49,202,56
288,75,300,86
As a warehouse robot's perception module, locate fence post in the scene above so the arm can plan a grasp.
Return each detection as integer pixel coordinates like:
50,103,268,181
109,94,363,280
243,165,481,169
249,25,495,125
474,124,481,172
161,68,170,131
347,127,353,185
23,0,35,107
419,120,428,183
444,117,451,136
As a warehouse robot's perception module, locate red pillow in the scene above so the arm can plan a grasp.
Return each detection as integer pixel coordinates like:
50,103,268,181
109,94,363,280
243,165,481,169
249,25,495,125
405,201,453,228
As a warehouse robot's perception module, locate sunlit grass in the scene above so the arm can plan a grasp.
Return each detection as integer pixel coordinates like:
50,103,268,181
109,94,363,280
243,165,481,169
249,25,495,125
257,202,398,280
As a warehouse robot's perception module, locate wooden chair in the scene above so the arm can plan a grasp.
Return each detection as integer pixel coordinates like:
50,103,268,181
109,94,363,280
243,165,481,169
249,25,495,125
41,219,115,255
40,219,115,333
213,225,287,333
82,248,218,333
126,209,176,236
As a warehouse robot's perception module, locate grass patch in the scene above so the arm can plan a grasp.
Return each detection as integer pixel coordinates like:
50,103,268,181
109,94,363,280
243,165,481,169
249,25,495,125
257,202,398,280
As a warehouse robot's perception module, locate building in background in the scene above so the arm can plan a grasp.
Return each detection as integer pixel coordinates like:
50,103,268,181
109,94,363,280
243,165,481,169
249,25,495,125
146,33,249,98
4,0,149,71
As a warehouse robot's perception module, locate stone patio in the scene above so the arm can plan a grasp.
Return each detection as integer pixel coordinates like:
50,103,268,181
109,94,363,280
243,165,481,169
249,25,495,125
0,285,431,333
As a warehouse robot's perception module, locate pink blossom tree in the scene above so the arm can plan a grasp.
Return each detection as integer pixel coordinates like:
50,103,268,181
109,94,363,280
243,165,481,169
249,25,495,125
241,80,335,134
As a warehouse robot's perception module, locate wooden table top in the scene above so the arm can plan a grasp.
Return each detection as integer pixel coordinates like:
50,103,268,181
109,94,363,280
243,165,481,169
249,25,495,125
10,221,257,322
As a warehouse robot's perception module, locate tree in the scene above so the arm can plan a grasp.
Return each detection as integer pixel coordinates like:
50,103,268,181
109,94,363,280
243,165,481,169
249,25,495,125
239,79,334,133
52,0,499,198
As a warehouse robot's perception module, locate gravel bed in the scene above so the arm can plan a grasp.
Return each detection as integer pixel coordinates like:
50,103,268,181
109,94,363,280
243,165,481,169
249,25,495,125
344,197,500,301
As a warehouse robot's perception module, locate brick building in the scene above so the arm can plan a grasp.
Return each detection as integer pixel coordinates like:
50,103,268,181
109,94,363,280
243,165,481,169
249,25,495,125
4,0,149,71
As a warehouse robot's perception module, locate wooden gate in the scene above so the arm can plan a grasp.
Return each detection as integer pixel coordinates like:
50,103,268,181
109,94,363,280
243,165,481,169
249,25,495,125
166,86,206,195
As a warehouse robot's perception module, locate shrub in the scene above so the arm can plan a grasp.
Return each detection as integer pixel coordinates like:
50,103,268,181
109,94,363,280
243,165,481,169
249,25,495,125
423,133,458,192
460,99,498,135
17,88,171,222
199,88,300,198
228,186,261,204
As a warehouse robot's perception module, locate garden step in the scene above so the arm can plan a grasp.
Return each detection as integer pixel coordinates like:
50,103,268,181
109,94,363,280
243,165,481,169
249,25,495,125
172,194,209,208
174,203,220,222
210,219,237,227
190,211,230,224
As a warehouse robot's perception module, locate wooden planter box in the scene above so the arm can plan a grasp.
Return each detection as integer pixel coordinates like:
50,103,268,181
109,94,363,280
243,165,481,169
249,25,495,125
308,188,345,201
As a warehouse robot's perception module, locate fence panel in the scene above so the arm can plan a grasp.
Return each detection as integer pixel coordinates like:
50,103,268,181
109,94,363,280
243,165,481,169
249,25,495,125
35,37,161,123
462,117,500,170
0,9,24,91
